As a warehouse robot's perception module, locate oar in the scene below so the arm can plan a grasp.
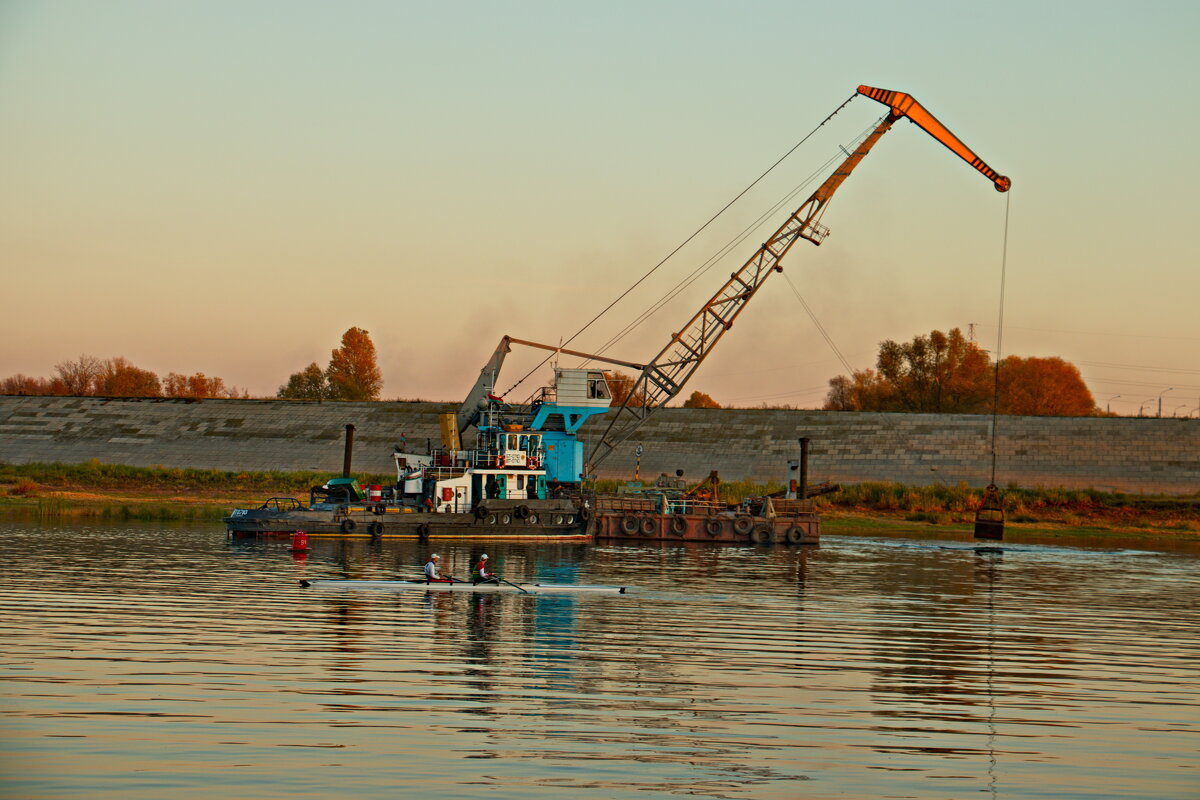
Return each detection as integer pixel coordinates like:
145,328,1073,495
498,576,529,595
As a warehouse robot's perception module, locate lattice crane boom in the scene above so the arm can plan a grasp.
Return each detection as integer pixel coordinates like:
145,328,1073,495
585,87,1009,474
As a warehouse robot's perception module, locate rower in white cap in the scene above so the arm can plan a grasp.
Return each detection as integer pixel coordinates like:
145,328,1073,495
424,553,453,583
472,553,499,585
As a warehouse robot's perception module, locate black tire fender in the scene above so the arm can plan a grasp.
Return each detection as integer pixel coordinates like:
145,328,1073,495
732,515,754,536
669,515,688,535
620,515,639,535
704,518,723,537
639,516,658,536
340,517,356,533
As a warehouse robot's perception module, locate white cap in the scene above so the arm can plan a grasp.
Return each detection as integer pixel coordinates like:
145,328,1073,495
430,553,440,559
480,553,488,559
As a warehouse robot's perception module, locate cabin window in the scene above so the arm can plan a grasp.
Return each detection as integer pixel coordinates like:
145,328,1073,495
588,376,611,399
519,435,528,451
508,434,518,450
517,475,525,490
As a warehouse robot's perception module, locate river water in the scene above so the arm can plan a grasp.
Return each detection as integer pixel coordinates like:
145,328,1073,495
1,522,1197,799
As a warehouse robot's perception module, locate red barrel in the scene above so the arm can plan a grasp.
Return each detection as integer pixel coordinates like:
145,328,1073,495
290,531,310,551
368,484,382,502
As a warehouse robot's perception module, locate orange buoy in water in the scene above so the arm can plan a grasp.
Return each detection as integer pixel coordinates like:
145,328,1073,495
289,531,311,552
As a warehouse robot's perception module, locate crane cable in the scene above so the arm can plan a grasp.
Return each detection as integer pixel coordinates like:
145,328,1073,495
501,92,861,397
989,190,1013,485
781,271,855,376
587,144,854,361
587,118,887,363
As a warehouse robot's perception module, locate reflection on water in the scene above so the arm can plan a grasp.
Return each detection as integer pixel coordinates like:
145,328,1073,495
2,522,1198,799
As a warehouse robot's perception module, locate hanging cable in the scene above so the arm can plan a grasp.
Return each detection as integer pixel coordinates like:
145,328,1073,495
781,272,855,376
989,190,1012,485
585,124,884,363
585,147,848,362
501,92,860,397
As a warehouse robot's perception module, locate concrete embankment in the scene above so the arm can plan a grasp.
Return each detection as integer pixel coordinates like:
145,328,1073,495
1,396,1197,494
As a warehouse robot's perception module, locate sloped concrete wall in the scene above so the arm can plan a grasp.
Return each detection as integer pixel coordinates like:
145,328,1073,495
1,396,1197,493
0,396,450,475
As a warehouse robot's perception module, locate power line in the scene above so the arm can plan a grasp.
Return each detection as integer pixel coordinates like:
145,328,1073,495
974,322,1200,343
1076,359,1200,376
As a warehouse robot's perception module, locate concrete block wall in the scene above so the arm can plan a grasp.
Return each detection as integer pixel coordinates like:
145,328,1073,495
0,396,450,475
1,397,1197,493
591,409,1200,493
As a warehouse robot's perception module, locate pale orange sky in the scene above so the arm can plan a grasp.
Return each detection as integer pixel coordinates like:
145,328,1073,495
2,1,1198,415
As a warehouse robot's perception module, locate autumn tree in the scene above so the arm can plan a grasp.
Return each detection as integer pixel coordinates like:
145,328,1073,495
604,371,647,407
164,372,230,399
824,328,1097,417
997,356,1096,416
824,368,895,411
278,362,330,400
54,355,103,396
682,390,721,409
326,327,383,401
95,357,161,397
874,328,992,412
0,374,54,395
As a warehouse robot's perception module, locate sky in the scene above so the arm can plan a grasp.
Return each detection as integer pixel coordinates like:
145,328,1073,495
2,0,1198,417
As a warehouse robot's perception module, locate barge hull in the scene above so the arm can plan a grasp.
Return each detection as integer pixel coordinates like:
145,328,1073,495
225,501,590,540
591,510,818,545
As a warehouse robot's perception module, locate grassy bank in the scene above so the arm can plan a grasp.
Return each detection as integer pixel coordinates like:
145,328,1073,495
596,476,1200,535
0,460,393,523
3,462,1197,534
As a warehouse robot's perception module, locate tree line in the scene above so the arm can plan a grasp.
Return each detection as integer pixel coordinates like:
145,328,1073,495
277,327,383,401
607,328,1096,416
1,355,247,399
2,326,1097,415
0,327,386,402
824,328,1097,415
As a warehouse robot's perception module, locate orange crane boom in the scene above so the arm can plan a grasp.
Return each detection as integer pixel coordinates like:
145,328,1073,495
857,85,1010,192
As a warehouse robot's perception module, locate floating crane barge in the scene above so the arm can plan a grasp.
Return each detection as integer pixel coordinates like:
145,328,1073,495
225,85,1008,545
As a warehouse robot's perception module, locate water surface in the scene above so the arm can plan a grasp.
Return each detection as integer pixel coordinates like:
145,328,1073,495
2,522,1197,798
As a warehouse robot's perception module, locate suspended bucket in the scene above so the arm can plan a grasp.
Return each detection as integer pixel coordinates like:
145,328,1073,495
973,484,1004,540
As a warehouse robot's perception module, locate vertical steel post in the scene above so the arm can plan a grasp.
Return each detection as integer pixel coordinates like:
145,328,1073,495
342,424,355,478
799,437,810,499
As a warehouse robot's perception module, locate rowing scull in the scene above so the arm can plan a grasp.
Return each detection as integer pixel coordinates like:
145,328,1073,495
299,579,628,594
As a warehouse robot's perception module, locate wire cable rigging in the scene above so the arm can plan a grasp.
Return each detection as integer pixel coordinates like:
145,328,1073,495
586,145,853,363
989,190,1012,485
501,92,860,397
781,271,855,376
